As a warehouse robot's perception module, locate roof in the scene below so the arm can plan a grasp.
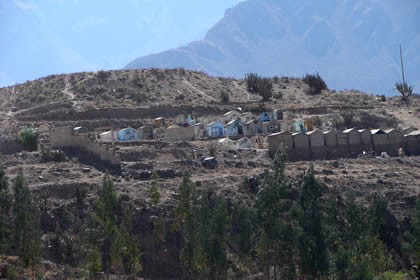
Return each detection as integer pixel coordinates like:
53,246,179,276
268,131,288,137
120,127,136,131
358,129,368,133
223,110,238,116
407,130,420,136
74,126,84,130
100,131,112,136
306,129,322,135
218,138,234,143
207,121,222,127
226,119,242,126
371,129,386,134
155,117,164,120
241,112,252,116
292,132,303,136
342,128,356,134
323,130,335,135
384,128,402,134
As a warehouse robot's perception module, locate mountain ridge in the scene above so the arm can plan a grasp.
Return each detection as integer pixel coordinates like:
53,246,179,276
125,0,420,95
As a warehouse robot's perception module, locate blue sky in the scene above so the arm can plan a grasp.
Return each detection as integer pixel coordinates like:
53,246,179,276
0,0,242,86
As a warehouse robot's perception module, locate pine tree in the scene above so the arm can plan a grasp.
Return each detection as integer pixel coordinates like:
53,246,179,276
256,149,297,279
297,164,329,279
172,171,196,232
120,207,142,275
148,173,161,207
90,173,120,272
0,160,10,252
11,168,41,267
232,205,254,262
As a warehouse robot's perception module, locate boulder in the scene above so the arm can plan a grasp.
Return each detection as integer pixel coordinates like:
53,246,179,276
202,157,218,169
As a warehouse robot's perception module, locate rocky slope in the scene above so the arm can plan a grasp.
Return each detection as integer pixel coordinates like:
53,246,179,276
126,0,420,95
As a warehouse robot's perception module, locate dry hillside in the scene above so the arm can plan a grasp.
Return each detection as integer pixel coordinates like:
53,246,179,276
1,68,419,132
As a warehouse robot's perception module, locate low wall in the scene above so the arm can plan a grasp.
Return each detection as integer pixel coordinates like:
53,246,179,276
50,127,120,166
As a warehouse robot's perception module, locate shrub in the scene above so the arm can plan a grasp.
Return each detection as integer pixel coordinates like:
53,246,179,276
177,67,186,76
96,70,110,81
342,111,354,127
19,128,37,151
245,73,273,101
41,150,66,162
380,95,386,102
394,81,413,101
303,72,327,95
313,116,322,127
208,143,217,157
220,91,229,103
273,92,283,100
245,73,259,93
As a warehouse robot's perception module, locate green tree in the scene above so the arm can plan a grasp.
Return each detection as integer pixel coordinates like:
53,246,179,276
402,198,420,276
297,164,329,279
207,197,230,279
87,247,102,277
232,205,254,262
120,208,142,275
256,149,297,280
90,174,120,272
18,128,37,151
171,171,196,233
148,173,161,207
0,159,10,252
303,73,327,95
11,168,41,267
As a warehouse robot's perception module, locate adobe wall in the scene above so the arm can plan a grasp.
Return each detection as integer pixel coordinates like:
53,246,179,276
268,129,419,161
165,126,195,142
50,127,120,166
267,132,293,158
359,130,372,150
324,131,337,147
405,135,420,156
337,132,349,145
387,131,404,156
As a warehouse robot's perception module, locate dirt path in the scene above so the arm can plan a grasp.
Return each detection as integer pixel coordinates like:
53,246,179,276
63,75,82,111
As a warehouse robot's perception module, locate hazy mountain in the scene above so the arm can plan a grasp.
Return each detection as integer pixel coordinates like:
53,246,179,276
125,0,420,95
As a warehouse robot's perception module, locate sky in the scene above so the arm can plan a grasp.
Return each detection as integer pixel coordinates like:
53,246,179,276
0,0,243,86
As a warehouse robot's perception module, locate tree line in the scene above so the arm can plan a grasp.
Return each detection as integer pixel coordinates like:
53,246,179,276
0,152,419,279
172,149,419,280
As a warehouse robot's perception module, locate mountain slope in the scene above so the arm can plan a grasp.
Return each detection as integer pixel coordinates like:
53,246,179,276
125,0,420,95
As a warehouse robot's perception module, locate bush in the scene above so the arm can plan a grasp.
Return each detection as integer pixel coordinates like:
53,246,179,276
342,111,354,127
208,143,217,157
379,95,386,102
303,72,327,95
313,116,322,127
220,91,229,103
96,70,110,81
394,81,413,100
19,128,37,151
41,150,66,162
245,73,273,101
